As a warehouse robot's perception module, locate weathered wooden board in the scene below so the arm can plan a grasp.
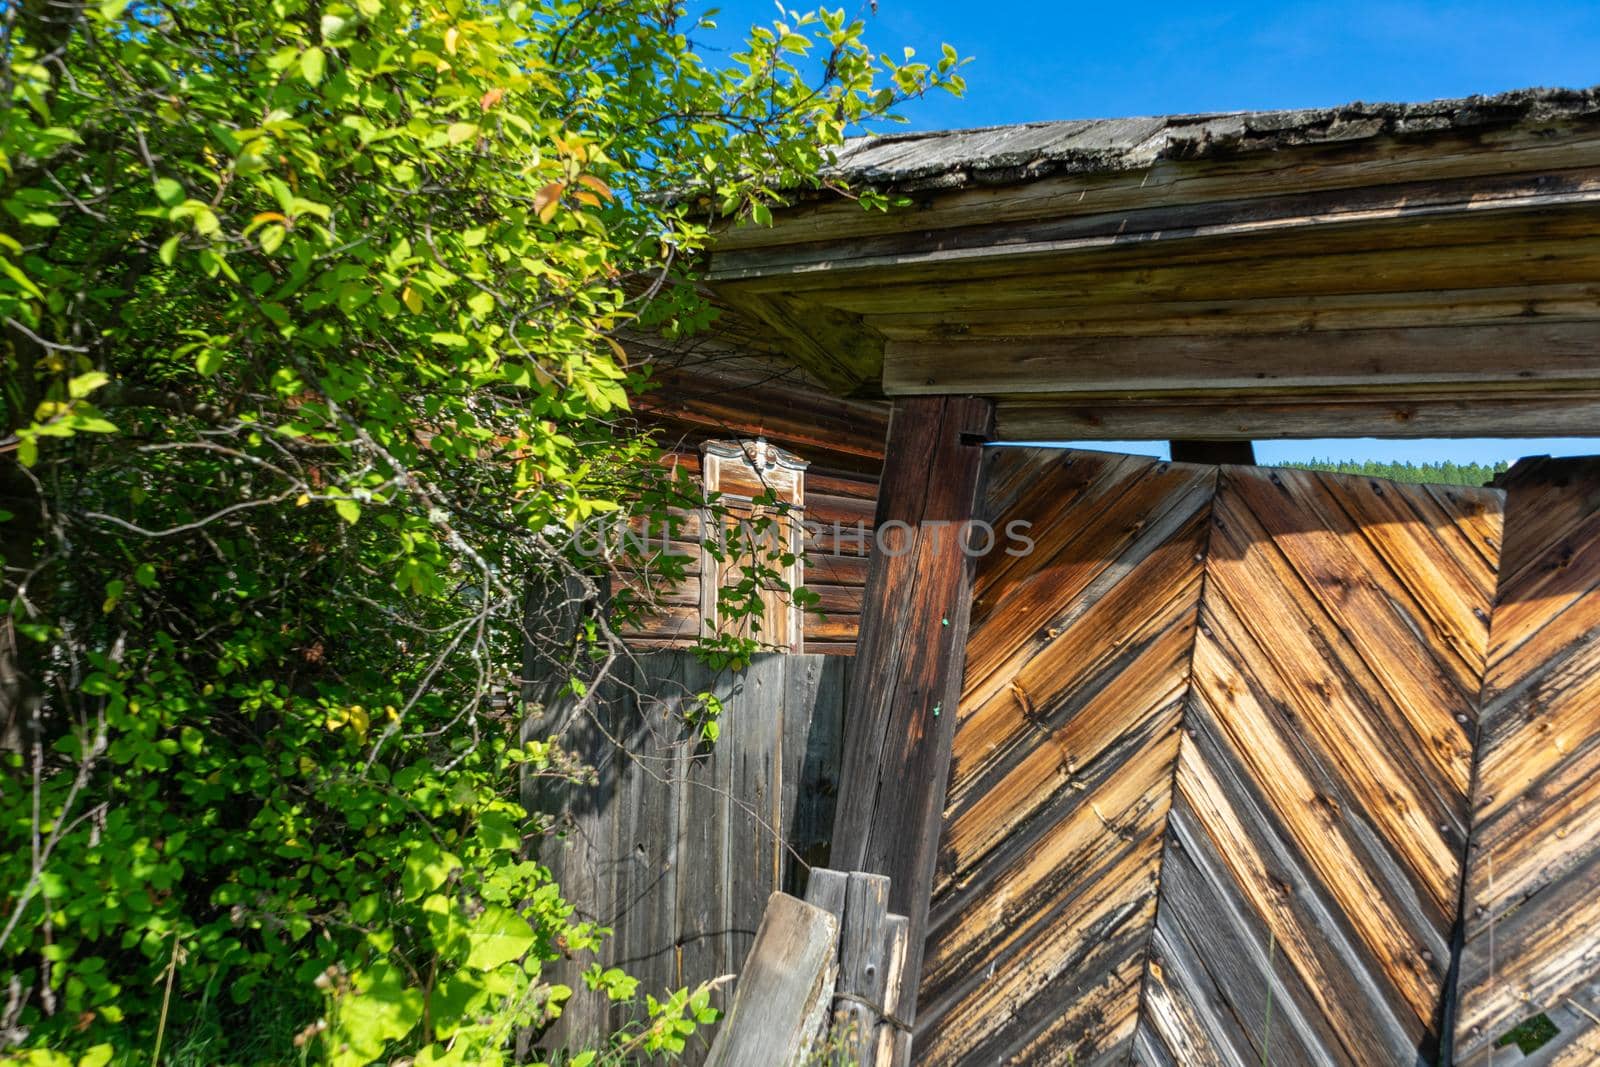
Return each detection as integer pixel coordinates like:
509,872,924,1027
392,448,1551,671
884,322,1600,397
830,395,994,1029
1453,458,1600,1065
918,449,1211,1066
703,893,841,1067
711,121,1600,256
1144,467,1501,1066
919,449,1506,1066
715,175,1600,289
994,390,1600,441
529,652,851,1065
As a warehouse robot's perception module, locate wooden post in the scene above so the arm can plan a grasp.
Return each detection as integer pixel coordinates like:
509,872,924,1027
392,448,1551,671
829,394,994,1032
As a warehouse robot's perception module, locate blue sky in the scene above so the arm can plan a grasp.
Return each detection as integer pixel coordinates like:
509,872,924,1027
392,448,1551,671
703,1,1600,467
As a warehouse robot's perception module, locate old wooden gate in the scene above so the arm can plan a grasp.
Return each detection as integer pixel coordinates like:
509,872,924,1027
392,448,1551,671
917,448,1600,1066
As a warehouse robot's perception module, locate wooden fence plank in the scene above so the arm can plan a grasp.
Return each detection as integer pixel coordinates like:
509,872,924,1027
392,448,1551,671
833,872,892,1064
727,654,787,976
675,655,729,1043
703,893,841,1067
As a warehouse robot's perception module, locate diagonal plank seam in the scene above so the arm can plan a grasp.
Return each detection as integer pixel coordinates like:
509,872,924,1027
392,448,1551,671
1126,461,1224,1067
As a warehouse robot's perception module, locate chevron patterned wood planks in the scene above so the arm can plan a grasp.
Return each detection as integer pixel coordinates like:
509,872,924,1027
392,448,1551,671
916,448,1520,1066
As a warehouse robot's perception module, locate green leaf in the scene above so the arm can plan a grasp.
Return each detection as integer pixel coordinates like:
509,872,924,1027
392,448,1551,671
67,371,110,399
463,903,534,971
400,842,458,901
179,725,203,756
195,347,224,376
158,234,181,265
78,1045,114,1067
333,498,361,525
133,562,158,588
333,964,423,1065
301,46,326,85
153,178,184,206
446,122,478,146
102,579,125,614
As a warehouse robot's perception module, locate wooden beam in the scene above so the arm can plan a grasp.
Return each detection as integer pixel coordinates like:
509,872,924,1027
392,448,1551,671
830,394,994,1032
709,168,1600,285
711,128,1600,257
883,322,1600,397
768,235,1600,317
714,286,886,396
995,390,1600,441
870,283,1600,341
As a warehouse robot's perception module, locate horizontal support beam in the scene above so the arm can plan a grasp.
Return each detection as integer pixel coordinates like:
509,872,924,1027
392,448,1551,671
870,283,1600,341
711,168,1600,285
884,322,1600,396
994,390,1600,441
713,128,1600,259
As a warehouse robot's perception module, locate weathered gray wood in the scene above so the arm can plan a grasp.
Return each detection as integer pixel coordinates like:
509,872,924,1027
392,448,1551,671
784,656,848,895
521,571,612,1057
675,656,729,1043
703,893,842,1067
712,114,1600,257
804,867,850,919
613,657,685,1016
726,654,787,977
883,322,1600,397
529,652,850,1064
831,872,892,1064
874,914,912,1067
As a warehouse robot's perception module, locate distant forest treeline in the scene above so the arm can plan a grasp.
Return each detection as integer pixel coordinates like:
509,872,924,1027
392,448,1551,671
1283,459,1510,486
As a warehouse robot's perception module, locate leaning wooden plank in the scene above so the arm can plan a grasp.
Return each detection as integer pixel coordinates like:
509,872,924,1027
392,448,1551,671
704,893,841,1067
804,867,850,919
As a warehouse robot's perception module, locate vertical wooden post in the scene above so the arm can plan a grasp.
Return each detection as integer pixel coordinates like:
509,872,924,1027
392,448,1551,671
829,394,994,1030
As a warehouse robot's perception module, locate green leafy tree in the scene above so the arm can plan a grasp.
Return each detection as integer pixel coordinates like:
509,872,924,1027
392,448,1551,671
1283,459,1509,486
0,0,961,1061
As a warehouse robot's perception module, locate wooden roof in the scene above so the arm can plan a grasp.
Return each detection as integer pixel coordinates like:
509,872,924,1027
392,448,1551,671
708,86,1600,440
821,86,1600,191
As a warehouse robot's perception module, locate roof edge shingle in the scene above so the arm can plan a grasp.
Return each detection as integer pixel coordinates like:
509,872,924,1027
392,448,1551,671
824,85,1600,192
